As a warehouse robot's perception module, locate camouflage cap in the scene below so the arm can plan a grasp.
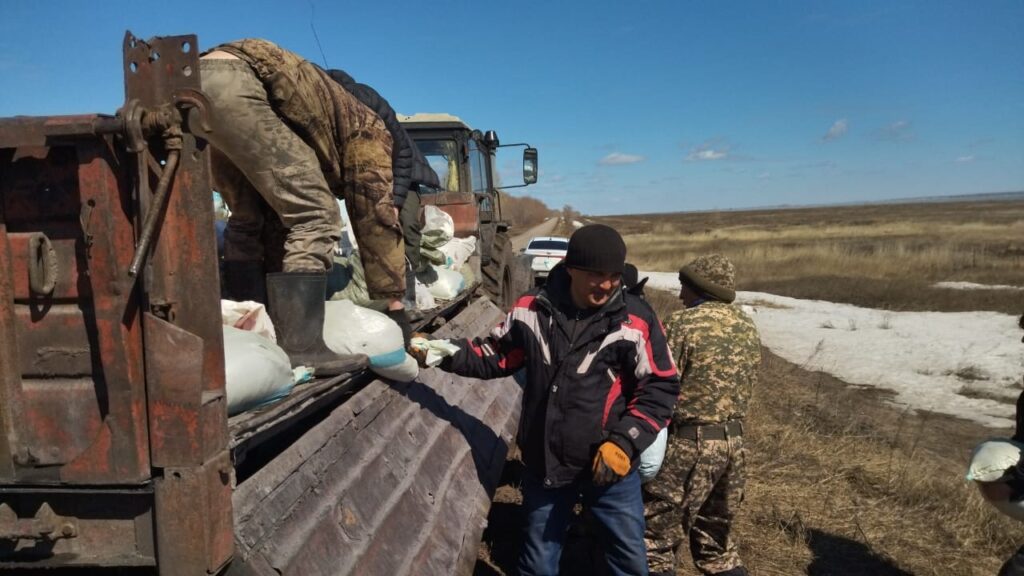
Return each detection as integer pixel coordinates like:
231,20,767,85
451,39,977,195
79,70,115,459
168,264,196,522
679,254,736,303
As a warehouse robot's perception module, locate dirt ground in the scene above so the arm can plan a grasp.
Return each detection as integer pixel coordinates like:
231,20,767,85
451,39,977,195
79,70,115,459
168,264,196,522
472,347,1021,576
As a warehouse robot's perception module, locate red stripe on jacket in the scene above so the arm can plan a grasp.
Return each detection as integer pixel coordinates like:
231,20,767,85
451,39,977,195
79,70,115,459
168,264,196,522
626,313,677,378
603,375,622,427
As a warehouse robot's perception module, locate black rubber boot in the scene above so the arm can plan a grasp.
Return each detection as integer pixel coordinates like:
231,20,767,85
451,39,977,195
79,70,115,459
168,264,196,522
385,308,412,348
402,262,425,322
223,260,267,304
266,272,368,377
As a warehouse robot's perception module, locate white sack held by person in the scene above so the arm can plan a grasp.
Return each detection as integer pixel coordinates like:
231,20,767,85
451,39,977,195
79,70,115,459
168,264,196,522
638,427,669,483
967,438,1024,522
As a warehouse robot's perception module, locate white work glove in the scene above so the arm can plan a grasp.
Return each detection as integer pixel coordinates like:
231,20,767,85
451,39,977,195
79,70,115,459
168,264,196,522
408,334,460,368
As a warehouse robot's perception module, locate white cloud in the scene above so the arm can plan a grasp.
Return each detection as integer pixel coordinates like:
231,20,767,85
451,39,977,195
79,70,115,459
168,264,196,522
598,152,644,166
822,119,848,142
686,142,730,161
876,119,914,142
757,171,771,179
955,155,975,163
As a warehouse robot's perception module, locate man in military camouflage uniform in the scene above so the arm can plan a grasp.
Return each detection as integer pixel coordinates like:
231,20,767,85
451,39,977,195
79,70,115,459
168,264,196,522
643,254,761,576
196,39,408,375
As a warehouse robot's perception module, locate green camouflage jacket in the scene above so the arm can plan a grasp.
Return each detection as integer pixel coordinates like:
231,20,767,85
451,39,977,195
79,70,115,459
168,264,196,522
665,301,761,423
214,39,396,228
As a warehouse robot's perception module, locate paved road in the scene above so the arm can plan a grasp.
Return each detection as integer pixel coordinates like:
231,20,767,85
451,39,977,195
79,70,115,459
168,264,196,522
511,217,561,252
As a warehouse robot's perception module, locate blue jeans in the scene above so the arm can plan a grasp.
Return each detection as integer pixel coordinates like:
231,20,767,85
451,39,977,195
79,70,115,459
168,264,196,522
519,470,648,576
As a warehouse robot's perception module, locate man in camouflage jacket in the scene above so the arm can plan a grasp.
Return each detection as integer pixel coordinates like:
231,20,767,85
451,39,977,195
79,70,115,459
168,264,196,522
643,254,761,576
196,39,408,375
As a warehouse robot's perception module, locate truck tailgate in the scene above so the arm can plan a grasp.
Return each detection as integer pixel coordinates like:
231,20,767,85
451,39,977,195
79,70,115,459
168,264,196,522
228,297,521,576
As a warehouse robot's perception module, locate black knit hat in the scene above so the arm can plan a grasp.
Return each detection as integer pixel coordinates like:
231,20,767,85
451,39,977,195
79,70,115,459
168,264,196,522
564,224,626,274
622,263,649,296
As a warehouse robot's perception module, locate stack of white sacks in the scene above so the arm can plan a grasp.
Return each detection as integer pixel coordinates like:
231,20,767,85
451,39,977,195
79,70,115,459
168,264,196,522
220,297,421,416
218,204,479,415
418,205,476,301
217,201,479,412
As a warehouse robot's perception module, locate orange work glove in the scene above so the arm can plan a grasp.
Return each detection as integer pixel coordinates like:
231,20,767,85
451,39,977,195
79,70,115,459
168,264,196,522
592,441,631,486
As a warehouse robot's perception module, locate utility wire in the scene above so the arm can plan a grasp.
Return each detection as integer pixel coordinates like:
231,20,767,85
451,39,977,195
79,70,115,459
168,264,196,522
309,1,329,68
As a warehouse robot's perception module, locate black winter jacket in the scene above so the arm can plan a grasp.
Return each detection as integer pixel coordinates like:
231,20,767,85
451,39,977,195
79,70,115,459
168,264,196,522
326,69,440,207
444,265,680,487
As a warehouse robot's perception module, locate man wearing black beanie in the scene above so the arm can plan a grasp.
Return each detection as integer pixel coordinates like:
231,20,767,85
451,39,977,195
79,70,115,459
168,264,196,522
428,224,680,576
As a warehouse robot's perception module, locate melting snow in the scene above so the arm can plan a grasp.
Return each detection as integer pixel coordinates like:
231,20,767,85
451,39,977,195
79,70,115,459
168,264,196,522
641,271,1024,428
933,281,1024,291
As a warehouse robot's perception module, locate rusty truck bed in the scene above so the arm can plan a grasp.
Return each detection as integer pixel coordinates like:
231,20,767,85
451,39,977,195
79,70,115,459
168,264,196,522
0,32,520,575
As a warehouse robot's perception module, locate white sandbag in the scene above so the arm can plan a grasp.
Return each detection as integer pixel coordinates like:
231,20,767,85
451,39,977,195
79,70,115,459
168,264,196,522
221,300,277,343
425,265,466,300
223,325,294,415
421,205,454,248
967,438,1023,482
438,236,476,271
639,427,668,483
323,300,419,382
968,438,1024,522
415,278,436,310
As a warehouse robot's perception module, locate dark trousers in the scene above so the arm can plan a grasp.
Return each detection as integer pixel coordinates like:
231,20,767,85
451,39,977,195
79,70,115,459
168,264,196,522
519,470,648,576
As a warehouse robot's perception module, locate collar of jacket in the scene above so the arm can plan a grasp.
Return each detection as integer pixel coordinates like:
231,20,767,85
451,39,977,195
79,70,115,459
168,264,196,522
536,263,626,322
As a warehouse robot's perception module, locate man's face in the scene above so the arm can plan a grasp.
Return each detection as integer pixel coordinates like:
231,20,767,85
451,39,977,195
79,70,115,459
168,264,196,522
567,267,622,308
678,282,701,307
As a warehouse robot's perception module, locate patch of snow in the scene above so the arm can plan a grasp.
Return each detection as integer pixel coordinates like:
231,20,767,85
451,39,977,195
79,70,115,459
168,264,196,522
933,281,1024,291
572,220,585,229
640,271,1024,428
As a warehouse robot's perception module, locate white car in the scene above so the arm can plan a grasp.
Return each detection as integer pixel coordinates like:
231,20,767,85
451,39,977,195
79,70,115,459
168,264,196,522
523,236,569,282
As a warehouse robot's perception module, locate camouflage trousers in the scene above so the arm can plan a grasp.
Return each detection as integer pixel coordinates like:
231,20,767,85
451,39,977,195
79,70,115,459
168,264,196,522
643,430,746,575
199,59,405,298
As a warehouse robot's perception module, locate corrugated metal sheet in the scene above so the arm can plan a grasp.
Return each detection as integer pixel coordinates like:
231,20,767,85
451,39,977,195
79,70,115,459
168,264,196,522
229,298,521,576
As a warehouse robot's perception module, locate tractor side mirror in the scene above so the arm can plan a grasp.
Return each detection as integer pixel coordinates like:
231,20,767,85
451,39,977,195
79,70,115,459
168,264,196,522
523,147,538,185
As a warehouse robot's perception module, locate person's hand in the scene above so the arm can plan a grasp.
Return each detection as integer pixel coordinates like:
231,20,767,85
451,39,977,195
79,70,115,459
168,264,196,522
592,441,631,486
408,332,431,368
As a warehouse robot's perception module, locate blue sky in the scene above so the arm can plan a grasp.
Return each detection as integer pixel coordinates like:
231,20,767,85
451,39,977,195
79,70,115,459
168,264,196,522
2,1,1022,215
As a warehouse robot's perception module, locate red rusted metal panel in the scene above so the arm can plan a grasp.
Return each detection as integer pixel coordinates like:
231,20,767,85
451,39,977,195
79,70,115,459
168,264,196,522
0,199,23,482
122,32,233,574
421,191,480,238
154,450,234,574
1,31,233,572
63,138,150,484
144,312,225,467
15,305,92,377
17,379,103,469
0,136,150,485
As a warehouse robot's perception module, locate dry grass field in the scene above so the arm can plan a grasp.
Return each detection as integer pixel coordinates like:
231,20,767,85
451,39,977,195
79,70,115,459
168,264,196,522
641,290,1022,576
598,199,1024,314
475,197,1024,576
